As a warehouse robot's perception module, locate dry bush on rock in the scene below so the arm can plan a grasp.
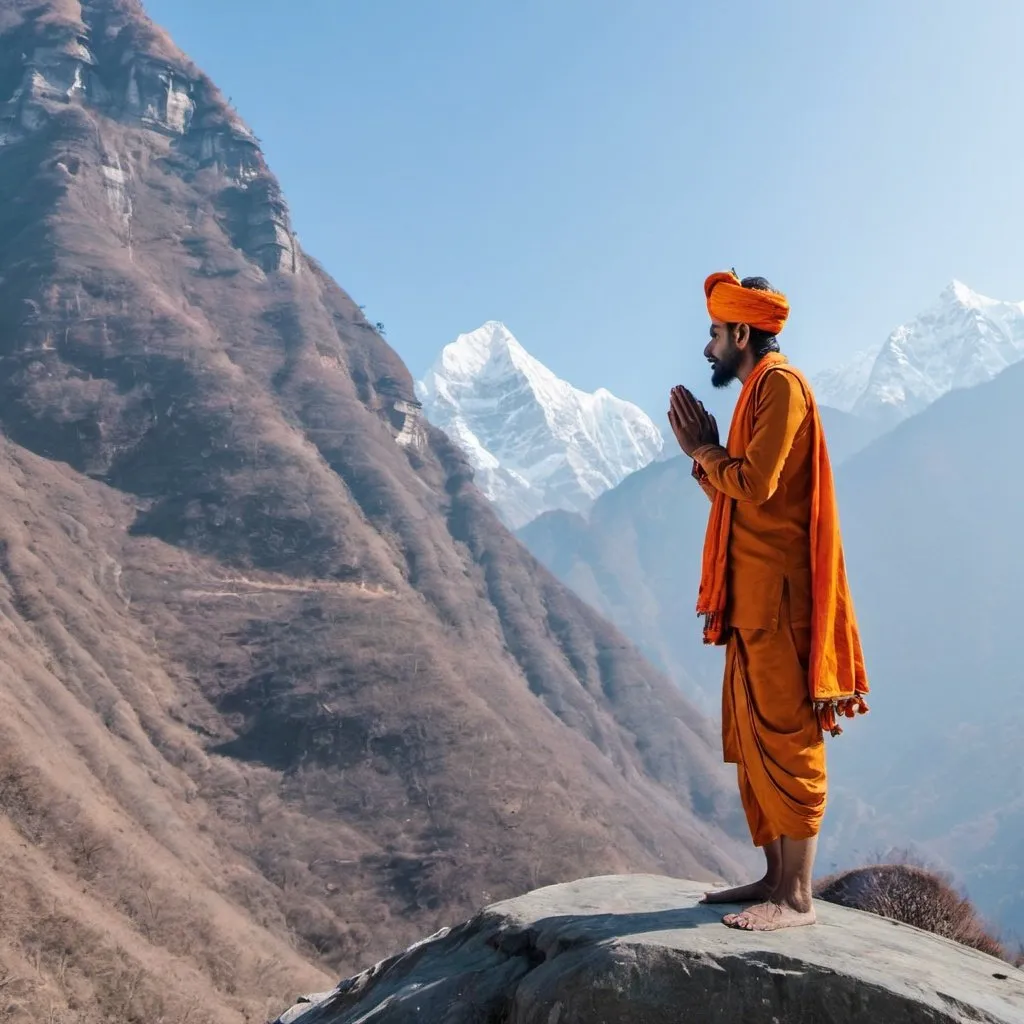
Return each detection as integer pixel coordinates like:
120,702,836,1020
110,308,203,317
816,861,1007,961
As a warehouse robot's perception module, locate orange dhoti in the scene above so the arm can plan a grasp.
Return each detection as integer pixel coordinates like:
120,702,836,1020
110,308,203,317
722,614,827,847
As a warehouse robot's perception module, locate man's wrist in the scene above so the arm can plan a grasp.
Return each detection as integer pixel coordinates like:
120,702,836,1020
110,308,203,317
691,442,721,464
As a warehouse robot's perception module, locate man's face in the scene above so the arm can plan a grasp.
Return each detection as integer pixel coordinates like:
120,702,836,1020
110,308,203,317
704,320,743,389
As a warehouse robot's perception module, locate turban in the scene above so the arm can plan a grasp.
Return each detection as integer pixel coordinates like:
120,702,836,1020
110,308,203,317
704,271,790,335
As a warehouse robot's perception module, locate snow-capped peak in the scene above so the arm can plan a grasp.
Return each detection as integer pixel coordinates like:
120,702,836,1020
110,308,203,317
942,279,1007,311
429,322,573,416
812,281,1024,423
947,279,975,304
435,320,531,379
417,322,664,529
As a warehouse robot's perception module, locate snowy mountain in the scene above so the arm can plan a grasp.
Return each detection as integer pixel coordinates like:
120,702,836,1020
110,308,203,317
812,345,883,416
814,281,1024,424
416,321,664,528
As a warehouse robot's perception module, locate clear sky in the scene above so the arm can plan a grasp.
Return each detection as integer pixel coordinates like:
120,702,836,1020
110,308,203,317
145,0,1024,422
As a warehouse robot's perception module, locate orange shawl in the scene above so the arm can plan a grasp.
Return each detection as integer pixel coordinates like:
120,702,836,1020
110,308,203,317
696,353,869,736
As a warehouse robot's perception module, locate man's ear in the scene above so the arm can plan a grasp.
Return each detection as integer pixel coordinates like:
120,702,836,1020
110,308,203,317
733,323,751,350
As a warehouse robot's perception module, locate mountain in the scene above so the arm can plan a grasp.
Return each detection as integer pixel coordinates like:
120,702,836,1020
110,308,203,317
519,456,721,709
416,321,664,528
818,404,887,464
522,353,1024,937
812,345,883,416
0,1,751,1019
814,281,1024,425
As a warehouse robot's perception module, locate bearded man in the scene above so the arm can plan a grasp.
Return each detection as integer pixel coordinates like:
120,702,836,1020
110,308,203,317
668,271,869,931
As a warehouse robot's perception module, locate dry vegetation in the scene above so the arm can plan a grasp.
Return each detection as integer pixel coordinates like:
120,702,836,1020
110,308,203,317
0,1,755,1018
816,858,1021,966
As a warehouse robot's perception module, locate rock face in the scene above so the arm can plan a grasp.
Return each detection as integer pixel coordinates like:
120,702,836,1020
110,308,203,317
274,875,1024,1024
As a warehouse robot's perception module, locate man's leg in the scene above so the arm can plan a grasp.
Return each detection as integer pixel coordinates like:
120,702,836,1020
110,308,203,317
700,838,781,904
777,834,817,913
715,613,823,929
723,835,818,930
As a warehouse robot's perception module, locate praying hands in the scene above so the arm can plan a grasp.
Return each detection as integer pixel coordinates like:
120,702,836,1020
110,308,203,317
668,386,719,456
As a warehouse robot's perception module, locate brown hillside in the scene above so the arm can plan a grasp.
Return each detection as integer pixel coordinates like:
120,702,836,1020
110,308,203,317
0,1,750,1019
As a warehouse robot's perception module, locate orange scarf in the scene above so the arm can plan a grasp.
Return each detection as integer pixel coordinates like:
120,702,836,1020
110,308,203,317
696,353,869,736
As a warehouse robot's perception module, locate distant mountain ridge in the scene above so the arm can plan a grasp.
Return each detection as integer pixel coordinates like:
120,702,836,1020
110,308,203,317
813,281,1024,424
416,321,664,528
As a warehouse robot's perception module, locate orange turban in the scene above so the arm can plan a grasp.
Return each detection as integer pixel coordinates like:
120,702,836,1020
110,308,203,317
705,271,790,335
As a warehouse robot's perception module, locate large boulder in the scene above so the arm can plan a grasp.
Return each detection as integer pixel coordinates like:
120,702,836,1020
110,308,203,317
273,875,1024,1023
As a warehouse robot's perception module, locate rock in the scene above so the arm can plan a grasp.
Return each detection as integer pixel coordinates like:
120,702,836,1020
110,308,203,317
274,874,1024,1024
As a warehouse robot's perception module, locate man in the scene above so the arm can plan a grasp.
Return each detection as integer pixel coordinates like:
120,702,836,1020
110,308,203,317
667,271,869,932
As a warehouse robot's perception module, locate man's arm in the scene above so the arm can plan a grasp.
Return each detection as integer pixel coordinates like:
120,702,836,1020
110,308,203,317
691,370,808,504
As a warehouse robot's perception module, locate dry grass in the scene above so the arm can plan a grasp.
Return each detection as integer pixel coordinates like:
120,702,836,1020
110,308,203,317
0,0,84,38
816,856,1011,962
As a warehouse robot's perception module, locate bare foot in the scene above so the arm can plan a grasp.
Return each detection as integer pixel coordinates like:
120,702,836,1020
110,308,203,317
722,900,817,931
700,879,777,905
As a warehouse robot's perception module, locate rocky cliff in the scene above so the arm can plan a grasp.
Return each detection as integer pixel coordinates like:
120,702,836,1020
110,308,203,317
273,875,1024,1024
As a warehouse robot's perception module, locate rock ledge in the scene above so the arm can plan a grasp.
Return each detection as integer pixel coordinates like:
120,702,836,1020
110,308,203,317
276,874,1024,1023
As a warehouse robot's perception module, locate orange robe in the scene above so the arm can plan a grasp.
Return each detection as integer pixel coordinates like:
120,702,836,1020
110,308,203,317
692,370,826,846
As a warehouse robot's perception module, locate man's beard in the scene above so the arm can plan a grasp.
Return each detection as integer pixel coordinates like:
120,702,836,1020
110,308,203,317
710,346,743,389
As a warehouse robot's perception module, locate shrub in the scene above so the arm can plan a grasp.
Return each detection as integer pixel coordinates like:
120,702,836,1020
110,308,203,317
815,862,1006,960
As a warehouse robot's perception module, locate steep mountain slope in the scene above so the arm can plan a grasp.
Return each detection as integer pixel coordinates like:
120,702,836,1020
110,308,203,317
0,1,750,1020
417,321,663,528
814,281,1024,425
519,457,721,708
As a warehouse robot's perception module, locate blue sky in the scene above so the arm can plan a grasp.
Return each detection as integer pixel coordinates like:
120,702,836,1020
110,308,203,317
145,0,1024,421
